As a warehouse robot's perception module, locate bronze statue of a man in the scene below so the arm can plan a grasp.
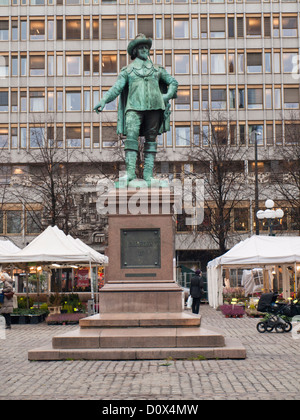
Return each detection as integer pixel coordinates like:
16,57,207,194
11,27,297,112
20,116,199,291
93,34,178,187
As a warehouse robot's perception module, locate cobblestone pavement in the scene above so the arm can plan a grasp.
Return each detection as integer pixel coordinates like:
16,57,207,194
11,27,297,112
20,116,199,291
0,305,299,400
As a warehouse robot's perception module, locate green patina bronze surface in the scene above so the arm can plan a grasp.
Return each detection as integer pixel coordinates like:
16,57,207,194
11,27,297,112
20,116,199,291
93,34,178,187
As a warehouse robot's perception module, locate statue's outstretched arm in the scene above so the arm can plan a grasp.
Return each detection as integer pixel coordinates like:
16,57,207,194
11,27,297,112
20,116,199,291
93,70,128,113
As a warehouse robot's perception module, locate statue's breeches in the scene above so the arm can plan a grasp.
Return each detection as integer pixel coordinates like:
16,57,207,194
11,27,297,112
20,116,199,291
125,110,163,145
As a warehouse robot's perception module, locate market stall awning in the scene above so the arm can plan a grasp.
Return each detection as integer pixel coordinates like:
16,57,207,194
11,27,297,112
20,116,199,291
0,226,108,265
0,238,21,256
207,235,300,308
208,235,300,268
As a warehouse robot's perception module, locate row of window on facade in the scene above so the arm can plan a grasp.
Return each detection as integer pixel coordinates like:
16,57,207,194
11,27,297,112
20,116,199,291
0,121,297,149
177,206,299,232
0,209,41,235
0,204,297,237
0,14,298,42
0,85,299,115
1,0,299,5
1,49,299,79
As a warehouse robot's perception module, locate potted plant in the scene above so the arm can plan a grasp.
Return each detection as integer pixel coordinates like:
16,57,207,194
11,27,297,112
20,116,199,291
48,292,62,314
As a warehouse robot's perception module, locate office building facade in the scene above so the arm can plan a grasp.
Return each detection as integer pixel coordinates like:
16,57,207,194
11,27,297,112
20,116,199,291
0,0,299,272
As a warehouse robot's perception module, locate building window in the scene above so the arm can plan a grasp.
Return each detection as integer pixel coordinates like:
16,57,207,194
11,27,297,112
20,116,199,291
66,91,81,111
102,54,117,74
137,18,153,38
175,89,190,110
30,20,45,40
30,126,45,148
0,90,8,112
66,19,81,40
210,17,225,38
30,90,45,112
274,88,281,109
83,125,90,148
234,208,249,231
237,17,244,37
48,19,54,40
229,89,236,109
202,89,208,110
248,124,263,145
175,54,189,74
211,89,226,109
101,18,117,39
246,17,261,37
283,52,297,73
0,55,8,77
66,55,81,75
11,127,18,149
247,52,262,73
201,17,207,38
247,88,263,109
66,126,81,148
29,55,45,76
26,211,42,234
212,124,227,145
174,18,189,38
0,126,8,148
7,211,22,234
102,125,118,147
0,21,9,41
228,17,234,38
48,91,54,112
282,16,297,37
201,53,207,74
273,16,279,37
11,55,18,76
265,88,272,109
228,53,235,73
175,125,190,147
211,53,225,74
284,88,299,108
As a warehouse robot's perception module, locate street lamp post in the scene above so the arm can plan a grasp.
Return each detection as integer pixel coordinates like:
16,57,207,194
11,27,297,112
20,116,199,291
251,130,261,235
256,199,284,236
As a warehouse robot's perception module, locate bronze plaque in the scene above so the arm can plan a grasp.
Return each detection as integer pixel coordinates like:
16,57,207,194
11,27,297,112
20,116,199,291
121,229,161,269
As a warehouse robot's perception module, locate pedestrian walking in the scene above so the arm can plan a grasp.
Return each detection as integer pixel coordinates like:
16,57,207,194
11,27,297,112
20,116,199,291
0,272,14,329
190,269,204,314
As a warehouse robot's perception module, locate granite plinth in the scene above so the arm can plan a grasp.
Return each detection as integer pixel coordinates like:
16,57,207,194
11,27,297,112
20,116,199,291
99,281,183,313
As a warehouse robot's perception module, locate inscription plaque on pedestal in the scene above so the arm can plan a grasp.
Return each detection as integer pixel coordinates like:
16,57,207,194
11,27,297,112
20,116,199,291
121,229,161,269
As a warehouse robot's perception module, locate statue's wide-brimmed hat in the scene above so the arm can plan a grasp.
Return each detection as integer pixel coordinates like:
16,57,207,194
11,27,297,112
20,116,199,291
127,34,152,56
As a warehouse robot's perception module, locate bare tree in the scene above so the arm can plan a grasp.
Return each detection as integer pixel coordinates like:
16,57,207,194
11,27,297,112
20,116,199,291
12,124,84,235
185,112,249,254
270,115,300,232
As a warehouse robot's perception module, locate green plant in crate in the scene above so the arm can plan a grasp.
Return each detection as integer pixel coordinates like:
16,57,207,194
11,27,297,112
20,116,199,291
18,296,34,309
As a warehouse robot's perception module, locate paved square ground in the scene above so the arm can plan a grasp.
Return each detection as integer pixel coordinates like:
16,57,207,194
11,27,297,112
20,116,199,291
1,305,299,400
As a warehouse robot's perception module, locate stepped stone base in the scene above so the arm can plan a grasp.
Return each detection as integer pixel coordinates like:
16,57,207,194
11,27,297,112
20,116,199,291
28,337,245,361
28,311,246,361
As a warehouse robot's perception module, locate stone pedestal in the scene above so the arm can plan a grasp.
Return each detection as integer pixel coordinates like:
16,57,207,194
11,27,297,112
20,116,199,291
28,186,246,361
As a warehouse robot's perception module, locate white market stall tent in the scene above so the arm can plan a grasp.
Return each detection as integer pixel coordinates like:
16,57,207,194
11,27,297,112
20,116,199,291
0,225,107,265
207,235,300,308
0,226,108,299
0,238,21,257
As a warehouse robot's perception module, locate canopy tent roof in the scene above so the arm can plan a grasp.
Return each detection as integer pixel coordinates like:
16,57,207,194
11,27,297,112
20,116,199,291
0,226,108,265
208,235,300,268
207,235,300,308
0,238,21,255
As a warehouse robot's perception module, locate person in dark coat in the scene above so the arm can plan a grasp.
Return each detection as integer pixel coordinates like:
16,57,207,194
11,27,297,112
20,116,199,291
189,269,204,314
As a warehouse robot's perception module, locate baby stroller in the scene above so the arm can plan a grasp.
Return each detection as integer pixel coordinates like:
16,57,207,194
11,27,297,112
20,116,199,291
256,292,292,333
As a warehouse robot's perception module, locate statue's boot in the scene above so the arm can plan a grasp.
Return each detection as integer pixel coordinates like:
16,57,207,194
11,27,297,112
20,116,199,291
115,149,138,188
142,141,157,187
